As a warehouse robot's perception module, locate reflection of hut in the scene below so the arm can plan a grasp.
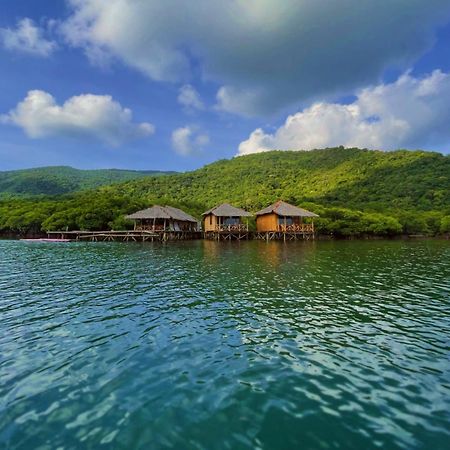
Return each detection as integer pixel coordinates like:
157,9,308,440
255,200,318,240
202,203,252,240
202,239,222,261
126,205,199,240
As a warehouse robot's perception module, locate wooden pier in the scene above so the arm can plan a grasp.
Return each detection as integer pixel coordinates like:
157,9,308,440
46,227,315,242
47,230,201,242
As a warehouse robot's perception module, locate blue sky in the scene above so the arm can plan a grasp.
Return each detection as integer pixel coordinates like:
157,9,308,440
1,1,450,172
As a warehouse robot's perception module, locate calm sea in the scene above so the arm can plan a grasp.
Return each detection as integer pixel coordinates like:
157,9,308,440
0,239,449,449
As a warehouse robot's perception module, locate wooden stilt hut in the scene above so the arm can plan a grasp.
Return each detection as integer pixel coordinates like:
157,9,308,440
255,200,318,241
126,205,199,240
202,203,252,240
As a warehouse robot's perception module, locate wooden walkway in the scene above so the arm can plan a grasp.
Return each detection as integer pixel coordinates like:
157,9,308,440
47,230,201,242
47,227,314,242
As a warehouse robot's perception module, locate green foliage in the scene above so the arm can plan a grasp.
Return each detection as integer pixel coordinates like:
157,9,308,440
440,216,450,234
109,217,135,231
0,148,448,237
311,206,402,237
0,166,175,197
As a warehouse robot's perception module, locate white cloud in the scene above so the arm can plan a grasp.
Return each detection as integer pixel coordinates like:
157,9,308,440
178,84,204,111
60,0,450,116
171,126,209,156
238,70,450,155
1,18,57,57
1,90,154,146
215,86,263,117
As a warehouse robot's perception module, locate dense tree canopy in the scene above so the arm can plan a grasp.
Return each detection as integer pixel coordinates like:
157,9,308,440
0,148,449,237
0,166,174,196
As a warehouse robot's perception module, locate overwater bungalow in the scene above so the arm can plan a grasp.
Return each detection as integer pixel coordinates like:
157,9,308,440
126,205,199,240
255,200,319,240
202,203,252,240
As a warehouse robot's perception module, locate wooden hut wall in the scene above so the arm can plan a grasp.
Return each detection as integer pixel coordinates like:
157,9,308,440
256,213,279,232
203,214,219,232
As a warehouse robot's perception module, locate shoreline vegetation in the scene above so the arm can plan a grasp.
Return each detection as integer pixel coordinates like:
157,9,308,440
1,233,449,242
1,147,449,239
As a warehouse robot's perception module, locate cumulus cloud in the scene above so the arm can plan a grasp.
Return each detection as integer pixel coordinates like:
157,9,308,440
238,70,450,155
178,84,204,111
1,90,154,146
0,18,57,57
60,0,450,115
171,126,209,156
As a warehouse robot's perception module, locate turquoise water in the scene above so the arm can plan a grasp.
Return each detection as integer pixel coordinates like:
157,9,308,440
0,239,449,449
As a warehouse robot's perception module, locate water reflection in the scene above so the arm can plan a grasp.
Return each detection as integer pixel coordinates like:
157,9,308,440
256,240,318,268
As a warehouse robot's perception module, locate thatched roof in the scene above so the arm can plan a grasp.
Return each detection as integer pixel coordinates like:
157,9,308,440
255,200,319,217
126,205,197,222
202,203,252,217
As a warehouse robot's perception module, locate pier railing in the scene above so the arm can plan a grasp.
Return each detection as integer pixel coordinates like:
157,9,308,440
135,225,163,231
279,223,314,233
135,224,197,232
215,224,249,232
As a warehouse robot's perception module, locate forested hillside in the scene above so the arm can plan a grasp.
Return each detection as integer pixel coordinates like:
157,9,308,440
0,166,175,196
105,147,449,212
1,148,449,237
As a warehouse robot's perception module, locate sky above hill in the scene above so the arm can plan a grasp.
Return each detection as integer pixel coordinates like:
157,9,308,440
1,0,450,171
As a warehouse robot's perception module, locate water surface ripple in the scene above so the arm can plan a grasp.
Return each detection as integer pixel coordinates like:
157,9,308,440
0,240,449,449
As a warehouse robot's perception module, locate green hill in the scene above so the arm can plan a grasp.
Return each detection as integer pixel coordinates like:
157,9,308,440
104,147,449,212
0,166,175,196
1,148,449,237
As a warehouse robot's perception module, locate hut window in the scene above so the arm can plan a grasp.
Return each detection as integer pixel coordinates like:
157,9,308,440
278,216,293,225
224,217,239,226
209,215,212,225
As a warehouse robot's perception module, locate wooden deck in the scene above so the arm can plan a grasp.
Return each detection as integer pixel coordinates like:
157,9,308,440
204,224,250,241
47,230,201,242
255,224,315,241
